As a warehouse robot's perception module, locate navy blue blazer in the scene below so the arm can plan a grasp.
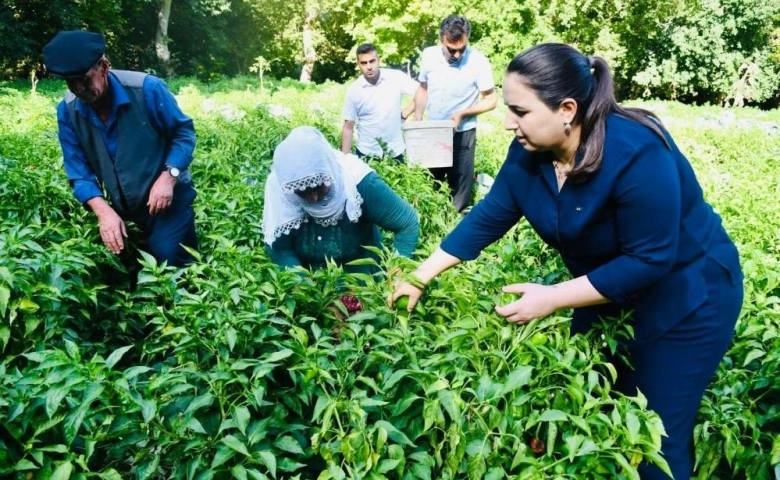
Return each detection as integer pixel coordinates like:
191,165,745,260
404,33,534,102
442,113,743,344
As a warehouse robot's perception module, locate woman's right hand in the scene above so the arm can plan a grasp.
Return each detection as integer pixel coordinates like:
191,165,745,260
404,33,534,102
387,248,462,312
389,282,424,312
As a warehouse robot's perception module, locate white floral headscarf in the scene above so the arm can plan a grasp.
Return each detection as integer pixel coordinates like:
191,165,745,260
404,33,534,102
262,126,373,246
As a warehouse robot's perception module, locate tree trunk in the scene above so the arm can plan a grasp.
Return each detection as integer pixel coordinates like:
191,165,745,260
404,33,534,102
155,0,173,77
299,6,317,83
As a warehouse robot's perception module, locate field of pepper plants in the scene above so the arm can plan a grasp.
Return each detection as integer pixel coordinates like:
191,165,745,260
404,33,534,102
0,75,778,480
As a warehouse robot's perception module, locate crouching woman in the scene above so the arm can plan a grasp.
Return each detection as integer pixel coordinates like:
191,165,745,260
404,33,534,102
262,126,419,276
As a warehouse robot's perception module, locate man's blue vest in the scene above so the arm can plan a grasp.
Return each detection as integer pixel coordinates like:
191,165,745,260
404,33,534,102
65,70,168,216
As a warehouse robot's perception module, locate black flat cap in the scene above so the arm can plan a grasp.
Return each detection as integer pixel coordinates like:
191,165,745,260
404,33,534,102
43,31,105,79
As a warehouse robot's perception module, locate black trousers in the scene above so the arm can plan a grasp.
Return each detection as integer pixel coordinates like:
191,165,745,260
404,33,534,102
616,257,742,479
429,128,476,213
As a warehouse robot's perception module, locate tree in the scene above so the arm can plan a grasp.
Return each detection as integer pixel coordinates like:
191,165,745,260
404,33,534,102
155,0,173,76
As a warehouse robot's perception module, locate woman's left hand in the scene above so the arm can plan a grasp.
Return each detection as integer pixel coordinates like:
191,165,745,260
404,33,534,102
495,283,560,324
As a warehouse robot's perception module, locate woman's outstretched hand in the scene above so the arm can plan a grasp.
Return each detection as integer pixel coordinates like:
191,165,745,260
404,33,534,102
388,282,424,312
495,283,559,324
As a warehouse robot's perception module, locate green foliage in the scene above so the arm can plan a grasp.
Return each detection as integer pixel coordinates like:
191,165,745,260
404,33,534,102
3,0,780,104
0,76,778,479
629,0,780,104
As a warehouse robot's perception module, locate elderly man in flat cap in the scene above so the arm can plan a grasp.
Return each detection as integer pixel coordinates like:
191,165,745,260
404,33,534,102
43,30,198,266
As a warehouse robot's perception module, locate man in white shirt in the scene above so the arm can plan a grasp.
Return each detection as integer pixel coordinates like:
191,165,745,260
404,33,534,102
341,43,418,161
412,15,497,213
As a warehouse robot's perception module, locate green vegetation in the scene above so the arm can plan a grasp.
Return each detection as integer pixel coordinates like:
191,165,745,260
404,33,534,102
3,0,780,106
0,76,778,479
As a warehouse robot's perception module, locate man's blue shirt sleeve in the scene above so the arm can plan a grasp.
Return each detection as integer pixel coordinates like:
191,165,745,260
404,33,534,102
143,75,196,170
57,101,104,204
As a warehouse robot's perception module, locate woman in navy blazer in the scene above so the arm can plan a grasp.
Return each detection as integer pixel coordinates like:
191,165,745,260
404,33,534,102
391,43,743,479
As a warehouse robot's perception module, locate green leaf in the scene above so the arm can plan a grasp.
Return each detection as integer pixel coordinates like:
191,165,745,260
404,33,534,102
423,399,439,432
0,326,9,352
467,454,486,480
312,395,330,422
64,405,88,445
327,463,346,480
38,445,69,453
546,422,558,456
14,459,37,471
211,445,236,469
613,452,640,480
51,461,73,480
771,434,780,465
502,365,534,394
141,399,157,423
187,417,207,434
356,375,384,394
438,389,461,422
222,435,251,456
231,464,248,480
565,434,585,461
378,458,401,473
245,469,269,480
263,349,293,363
359,398,388,407
724,432,738,464
83,382,105,404
257,451,277,478
64,340,80,361
231,359,260,370
234,406,250,435
485,467,504,480
511,442,531,470
345,257,378,266
625,411,641,444
643,450,673,478
185,393,215,414
742,349,765,367
226,328,237,352
123,366,153,380
135,455,160,480
98,469,124,480
277,458,305,473
0,286,10,317
274,436,303,455
105,345,133,369
375,420,415,446
383,369,408,389
539,409,568,422
576,438,598,457
45,386,69,418
647,416,665,450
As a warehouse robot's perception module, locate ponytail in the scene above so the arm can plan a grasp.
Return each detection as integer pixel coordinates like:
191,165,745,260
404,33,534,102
507,44,670,183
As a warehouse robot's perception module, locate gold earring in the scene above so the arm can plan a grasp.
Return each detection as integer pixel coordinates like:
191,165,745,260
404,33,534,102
564,122,572,135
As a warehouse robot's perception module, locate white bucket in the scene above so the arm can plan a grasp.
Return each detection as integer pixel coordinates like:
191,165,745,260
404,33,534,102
402,120,454,168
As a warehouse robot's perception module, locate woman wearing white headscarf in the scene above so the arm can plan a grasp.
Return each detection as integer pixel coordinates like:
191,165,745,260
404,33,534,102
263,126,419,275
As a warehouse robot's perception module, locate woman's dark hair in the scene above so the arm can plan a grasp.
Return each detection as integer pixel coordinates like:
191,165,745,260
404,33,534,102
506,43,668,181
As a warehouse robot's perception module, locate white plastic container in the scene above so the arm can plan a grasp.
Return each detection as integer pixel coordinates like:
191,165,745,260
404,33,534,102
401,120,454,168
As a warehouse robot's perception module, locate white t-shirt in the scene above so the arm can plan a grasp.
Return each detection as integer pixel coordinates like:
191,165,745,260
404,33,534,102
342,68,419,156
418,46,494,132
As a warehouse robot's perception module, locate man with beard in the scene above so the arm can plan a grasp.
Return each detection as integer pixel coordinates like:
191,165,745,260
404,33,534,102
412,15,497,213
